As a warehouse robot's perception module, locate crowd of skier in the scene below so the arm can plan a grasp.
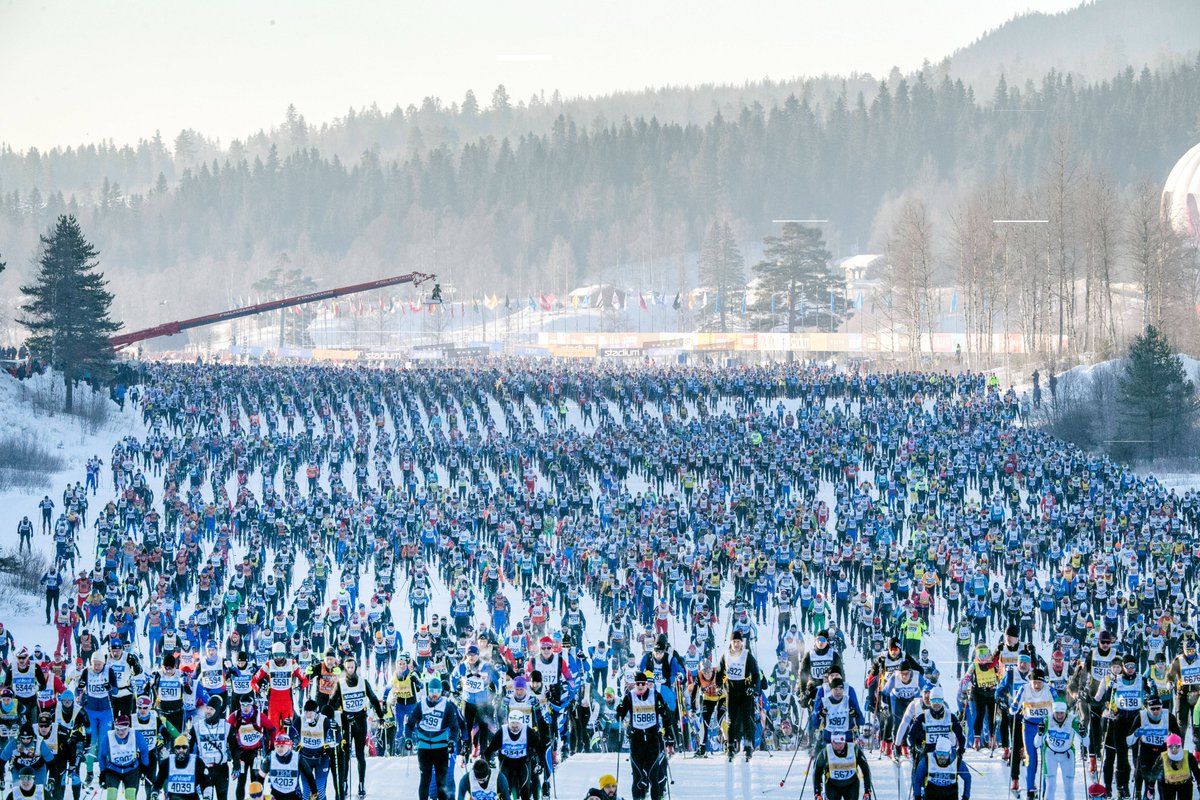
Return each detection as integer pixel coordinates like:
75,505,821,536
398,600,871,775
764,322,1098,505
3,361,1200,800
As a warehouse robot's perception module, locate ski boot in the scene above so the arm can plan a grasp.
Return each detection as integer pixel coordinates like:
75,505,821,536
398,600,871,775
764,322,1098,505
973,736,982,750
358,787,366,798
1003,747,1011,763
745,745,753,762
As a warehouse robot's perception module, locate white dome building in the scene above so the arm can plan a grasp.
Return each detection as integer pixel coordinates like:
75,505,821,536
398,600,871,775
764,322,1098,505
1162,142,1200,240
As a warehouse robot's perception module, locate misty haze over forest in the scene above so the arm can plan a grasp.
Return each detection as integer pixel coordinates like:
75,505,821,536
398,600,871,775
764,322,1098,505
1,0,1199,354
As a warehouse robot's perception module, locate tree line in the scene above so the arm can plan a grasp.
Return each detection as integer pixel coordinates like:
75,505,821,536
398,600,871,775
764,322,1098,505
0,58,1198,348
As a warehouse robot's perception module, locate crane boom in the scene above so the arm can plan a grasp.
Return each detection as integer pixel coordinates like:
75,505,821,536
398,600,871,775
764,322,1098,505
109,271,435,349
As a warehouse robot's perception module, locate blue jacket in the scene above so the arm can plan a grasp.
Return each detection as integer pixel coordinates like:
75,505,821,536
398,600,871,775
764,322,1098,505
913,751,972,800
98,730,150,774
404,696,464,752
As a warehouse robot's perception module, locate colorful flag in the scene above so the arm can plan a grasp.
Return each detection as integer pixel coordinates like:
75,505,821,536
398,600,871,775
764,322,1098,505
639,293,648,311
950,291,959,313
673,293,681,310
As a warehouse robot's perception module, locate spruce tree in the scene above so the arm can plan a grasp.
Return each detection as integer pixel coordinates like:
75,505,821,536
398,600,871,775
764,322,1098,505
697,220,745,332
19,215,122,412
1118,325,1197,458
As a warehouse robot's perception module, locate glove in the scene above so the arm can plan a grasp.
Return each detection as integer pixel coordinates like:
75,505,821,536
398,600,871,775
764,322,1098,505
404,738,414,751
1034,735,1042,748
542,782,551,795
815,794,824,800
863,793,872,800
746,688,757,698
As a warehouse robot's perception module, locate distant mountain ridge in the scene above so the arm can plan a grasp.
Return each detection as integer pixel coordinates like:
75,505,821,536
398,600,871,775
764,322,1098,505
945,0,1200,94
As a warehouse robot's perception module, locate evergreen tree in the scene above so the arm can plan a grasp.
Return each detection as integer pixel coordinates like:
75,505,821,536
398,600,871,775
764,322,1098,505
751,223,839,332
1118,325,1198,458
253,258,317,347
697,220,745,332
19,215,122,412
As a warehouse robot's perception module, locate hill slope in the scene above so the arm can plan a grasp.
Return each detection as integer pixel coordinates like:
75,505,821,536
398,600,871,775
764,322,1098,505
947,0,1200,93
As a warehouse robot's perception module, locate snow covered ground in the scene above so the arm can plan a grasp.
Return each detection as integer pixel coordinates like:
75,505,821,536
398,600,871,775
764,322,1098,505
0,367,1160,800
362,749,1035,800
0,371,145,630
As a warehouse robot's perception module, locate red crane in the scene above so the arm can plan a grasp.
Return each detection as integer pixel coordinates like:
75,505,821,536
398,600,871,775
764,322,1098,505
109,271,436,349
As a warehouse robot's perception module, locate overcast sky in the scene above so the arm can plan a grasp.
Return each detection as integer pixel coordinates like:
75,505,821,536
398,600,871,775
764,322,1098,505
0,0,1083,151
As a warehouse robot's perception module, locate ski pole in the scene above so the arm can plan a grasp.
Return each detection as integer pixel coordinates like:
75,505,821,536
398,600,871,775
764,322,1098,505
614,737,622,795
791,747,818,800
778,735,805,787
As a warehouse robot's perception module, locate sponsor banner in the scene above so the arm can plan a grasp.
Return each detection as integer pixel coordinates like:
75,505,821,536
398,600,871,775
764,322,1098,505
548,345,598,358
311,349,361,361
445,346,492,359
599,347,643,358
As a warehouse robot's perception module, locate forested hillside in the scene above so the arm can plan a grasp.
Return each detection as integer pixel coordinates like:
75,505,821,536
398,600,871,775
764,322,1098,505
1,55,1199,333
947,0,1200,91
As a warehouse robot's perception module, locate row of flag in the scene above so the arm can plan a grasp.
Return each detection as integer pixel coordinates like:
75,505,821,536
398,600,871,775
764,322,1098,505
240,289,872,318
